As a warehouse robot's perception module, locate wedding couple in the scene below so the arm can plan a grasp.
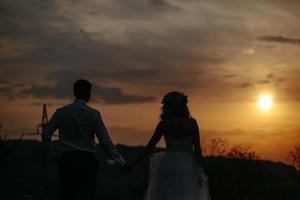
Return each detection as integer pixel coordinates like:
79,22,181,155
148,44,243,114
42,79,210,200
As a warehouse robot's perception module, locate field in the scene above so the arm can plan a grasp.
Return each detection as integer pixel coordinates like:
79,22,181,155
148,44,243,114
1,140,299,200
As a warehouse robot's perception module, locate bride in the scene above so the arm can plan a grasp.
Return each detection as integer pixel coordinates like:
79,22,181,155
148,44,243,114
129,91,211,200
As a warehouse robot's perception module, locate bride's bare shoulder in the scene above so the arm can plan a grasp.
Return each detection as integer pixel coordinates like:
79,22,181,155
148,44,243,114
160,117,195,128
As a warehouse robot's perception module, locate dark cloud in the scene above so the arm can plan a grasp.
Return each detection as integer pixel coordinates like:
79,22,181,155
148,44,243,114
0,77,155,104
234,73,287,89
0,80,31,100
258,80,270,84
150,0,181,10
262,73,285,86
31,82,155,104
236,82,253,88
0,80,9,85
276,78,284,82
223,74,238,78
0,0,218,91
266,73,274,79
48,69,159,84
258,36,300,45
1,0,300,104
1,0,238,106
0,1,222,70
30,0,54,10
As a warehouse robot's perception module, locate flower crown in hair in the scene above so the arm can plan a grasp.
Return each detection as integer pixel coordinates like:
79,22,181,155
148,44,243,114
161,91,188,105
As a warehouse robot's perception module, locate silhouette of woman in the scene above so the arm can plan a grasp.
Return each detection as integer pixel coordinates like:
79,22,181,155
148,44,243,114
131,91,210,200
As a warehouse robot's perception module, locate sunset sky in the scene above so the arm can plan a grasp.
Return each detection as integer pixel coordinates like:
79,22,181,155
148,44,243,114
0,0,300,162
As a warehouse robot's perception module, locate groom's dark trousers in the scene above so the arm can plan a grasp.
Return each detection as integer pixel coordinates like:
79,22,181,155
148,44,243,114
58,150,98,200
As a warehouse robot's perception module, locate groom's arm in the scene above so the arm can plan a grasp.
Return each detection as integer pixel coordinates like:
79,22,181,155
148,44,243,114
41,109,60,156
94,112,126,166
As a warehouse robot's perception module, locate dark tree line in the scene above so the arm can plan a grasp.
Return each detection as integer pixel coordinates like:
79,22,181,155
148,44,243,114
0,138,298,200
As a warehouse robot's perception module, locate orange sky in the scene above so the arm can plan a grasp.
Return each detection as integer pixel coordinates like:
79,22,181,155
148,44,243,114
0,0,300,162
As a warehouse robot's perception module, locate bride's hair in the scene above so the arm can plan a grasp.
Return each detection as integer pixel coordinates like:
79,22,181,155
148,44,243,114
160,91,190,120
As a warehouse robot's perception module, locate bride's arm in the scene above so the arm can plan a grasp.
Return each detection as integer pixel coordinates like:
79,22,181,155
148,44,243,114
132,121,164,167
192,118,203,164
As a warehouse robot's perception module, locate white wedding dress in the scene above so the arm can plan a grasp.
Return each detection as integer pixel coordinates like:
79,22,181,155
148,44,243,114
143,135,211,200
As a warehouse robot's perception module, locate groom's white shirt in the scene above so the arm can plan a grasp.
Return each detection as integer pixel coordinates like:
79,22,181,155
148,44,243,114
42,99,126,166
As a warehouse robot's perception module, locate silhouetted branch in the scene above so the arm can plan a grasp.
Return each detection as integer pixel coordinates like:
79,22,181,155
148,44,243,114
204,138,228,157
288,145,300,171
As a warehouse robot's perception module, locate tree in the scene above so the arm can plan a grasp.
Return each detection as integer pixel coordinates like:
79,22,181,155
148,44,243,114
288,145,300,171
288,145,300,199
204,138,229,157
227,144,258,160
227,144,258,200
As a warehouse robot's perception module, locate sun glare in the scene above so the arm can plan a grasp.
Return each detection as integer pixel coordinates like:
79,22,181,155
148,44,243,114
258,94,273,111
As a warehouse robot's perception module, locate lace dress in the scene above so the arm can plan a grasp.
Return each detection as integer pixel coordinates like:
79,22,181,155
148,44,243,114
143,135,210,200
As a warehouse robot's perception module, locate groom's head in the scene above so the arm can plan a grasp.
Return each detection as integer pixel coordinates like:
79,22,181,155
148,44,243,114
73,79,92,102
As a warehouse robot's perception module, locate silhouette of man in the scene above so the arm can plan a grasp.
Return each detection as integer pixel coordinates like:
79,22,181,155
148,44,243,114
42,79,127,200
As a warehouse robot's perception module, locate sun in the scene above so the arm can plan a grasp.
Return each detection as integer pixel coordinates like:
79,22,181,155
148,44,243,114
257,93,273,111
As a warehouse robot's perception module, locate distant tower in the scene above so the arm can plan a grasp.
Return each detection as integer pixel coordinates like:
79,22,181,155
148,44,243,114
37,104,48,135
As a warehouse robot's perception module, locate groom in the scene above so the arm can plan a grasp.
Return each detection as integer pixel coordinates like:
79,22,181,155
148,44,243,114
42,79,127,200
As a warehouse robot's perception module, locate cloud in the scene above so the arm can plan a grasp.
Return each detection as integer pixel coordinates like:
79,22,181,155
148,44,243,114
236,82,254,88
266,73,274,79
223,74,238,78
0,77,156,104
257,80,270,84
37,69,165,104
0,0,222,92
31,83,155,104
0,80,31,100
276,78,284,82
242,48,255,56
258,36,300,45
280,87,300,101
0,80,9,85
149,0,181,10
48,69,159,85
1,0,300,104
255,73,285,86
234,73,286,89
